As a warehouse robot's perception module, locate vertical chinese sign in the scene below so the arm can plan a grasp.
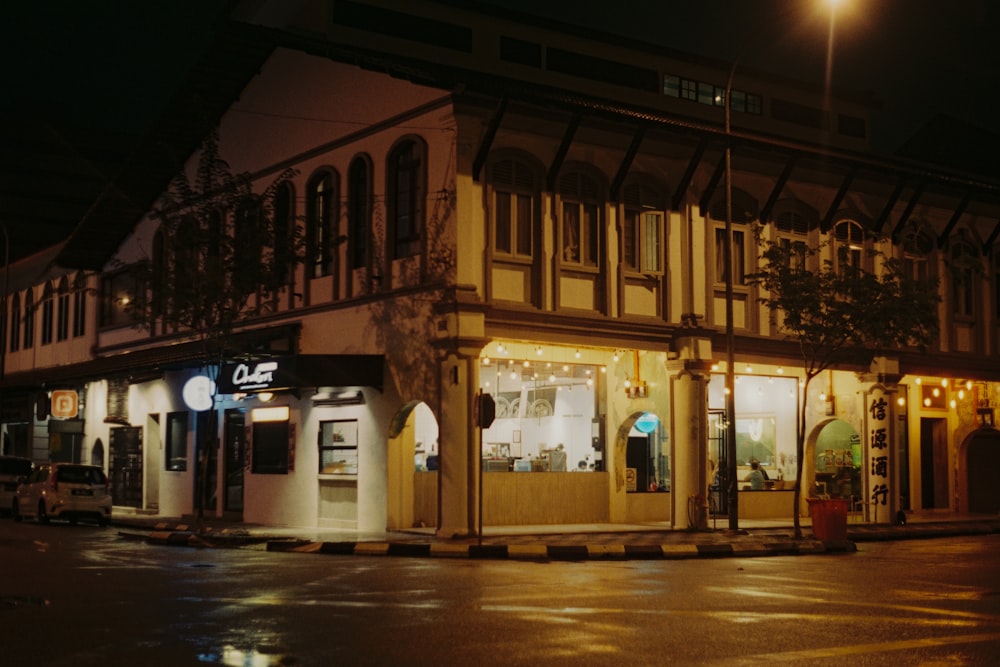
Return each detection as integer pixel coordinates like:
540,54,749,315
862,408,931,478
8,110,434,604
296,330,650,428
867,387,890,523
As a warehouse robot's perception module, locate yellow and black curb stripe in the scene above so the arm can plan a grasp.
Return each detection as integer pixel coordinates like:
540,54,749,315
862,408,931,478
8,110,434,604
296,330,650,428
262,538,855,560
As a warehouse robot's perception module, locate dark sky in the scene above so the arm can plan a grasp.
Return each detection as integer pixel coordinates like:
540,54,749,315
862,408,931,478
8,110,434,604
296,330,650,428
3,0,998,163
488,0,1000,153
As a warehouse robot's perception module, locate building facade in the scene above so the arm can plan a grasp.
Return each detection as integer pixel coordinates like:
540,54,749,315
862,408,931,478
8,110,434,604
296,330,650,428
2,0,998,533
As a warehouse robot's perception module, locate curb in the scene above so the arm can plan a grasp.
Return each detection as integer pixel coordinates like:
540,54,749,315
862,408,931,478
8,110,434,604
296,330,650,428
263,538,855,560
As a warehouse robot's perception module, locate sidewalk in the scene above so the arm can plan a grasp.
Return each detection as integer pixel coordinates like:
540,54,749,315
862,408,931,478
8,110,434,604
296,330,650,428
110,509,1000,561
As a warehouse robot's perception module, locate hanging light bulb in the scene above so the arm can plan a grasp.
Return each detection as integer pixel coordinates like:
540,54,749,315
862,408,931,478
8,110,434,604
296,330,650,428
575,349,581,359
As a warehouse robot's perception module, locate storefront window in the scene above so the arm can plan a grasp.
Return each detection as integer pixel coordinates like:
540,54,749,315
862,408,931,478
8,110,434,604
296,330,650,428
708,374,799,486
479,360,601,472
251,406,290,474
319,419,358,475
165,411,188,472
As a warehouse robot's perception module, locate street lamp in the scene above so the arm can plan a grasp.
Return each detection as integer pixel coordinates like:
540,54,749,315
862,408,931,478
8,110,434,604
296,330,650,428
722,0,845,533
723,62,739,533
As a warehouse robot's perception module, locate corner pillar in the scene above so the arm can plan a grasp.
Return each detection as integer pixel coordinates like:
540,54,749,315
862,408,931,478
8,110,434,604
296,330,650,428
667,331,713,530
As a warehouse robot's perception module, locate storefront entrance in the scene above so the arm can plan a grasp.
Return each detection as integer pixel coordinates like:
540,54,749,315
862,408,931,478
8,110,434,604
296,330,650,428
109,426,143,508
223,409,246,514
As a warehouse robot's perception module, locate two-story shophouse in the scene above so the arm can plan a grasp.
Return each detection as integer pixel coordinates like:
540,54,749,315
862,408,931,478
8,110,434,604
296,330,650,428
2,0,998,534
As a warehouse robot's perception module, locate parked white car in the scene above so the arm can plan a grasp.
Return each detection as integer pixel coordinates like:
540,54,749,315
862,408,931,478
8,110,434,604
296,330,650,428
0,456,34,517
13,463,112,526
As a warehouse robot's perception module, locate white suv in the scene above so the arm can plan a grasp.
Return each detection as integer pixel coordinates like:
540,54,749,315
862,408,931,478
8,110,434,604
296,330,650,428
13,463,112,526
0,456,34,517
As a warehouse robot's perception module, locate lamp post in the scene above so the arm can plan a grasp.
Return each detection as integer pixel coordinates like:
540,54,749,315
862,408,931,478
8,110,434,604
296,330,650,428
723,62,739,533
721,0,844,533
0,223,8,454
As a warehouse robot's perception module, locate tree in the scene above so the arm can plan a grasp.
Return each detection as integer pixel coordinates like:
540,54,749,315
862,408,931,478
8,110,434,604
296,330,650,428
746,232,939,538
127,130,302,526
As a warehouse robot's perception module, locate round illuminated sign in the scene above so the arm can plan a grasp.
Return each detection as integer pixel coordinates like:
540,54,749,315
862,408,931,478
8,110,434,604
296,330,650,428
182,375,216,411
634,412,659,434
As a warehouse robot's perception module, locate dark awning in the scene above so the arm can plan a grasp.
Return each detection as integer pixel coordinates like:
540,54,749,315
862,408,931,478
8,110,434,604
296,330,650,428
0,324,300,390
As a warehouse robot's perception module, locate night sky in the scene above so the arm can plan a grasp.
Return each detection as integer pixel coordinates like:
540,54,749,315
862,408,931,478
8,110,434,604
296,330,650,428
488,0,1000,153
5,1,998,149
2,1,998,261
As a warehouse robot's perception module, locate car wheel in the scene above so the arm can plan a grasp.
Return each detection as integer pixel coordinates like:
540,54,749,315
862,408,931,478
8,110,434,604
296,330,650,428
12,500,22,522
37,501,49,525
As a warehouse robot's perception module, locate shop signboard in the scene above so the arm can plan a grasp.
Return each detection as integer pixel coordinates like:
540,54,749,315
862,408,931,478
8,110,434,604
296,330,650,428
219,357,296,394
866,386,891,522
50,389,79,419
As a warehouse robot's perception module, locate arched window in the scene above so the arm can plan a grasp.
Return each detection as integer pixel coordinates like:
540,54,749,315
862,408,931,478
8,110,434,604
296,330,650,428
234,196,263,289
774,200,818,270
950,239,980,319
56,276,70,342
621,178,665,275
994,247,1000,320
9,291,20,352
559,170,602,268
151,229,165,319
173,217,198,314
22,288,35,350
900,222,936,282
491,157,537,259
72,272,87,338
272,181,295,283
833,219,867,272
388,140,425,260
306,170,337,277
40,281,55,345
348,156,372,270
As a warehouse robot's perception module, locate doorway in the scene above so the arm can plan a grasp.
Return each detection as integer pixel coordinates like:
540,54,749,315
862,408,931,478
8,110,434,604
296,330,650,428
109,426,143,508
223,409,246,514
919,417,948,509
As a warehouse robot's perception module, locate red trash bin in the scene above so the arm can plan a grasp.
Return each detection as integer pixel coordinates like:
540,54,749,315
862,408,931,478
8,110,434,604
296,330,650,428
808,498,849,540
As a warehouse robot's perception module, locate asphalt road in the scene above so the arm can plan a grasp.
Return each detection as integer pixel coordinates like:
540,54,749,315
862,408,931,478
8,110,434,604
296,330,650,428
2,519,999,666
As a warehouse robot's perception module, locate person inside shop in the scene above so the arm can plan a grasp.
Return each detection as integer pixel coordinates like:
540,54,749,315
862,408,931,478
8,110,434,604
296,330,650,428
744,460,765,491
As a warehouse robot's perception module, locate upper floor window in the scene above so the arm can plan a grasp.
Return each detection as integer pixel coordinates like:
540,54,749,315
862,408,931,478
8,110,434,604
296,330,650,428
9,291,20,352
348,156,372,271
234,197,263,290
388,140,425,260
100,270,138,329
491,158,537,259
833,220,867,272
56,276,70,342
21,289,34,349
621,180,664,275
559,171,601,268
72,273,87,338
663,73,761,114
710,189,758,285
900,223,936,283
994,248,1000,318
272,183,294,283
40,282,54,346
306,171,337,278
775,207,814,270
950,239,979,319
774,199,819,270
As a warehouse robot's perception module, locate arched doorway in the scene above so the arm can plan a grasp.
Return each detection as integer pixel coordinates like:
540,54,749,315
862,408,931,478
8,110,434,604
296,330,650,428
813,419,862,501
960,427,1000,513
615,411,670,523
386,401,439,530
